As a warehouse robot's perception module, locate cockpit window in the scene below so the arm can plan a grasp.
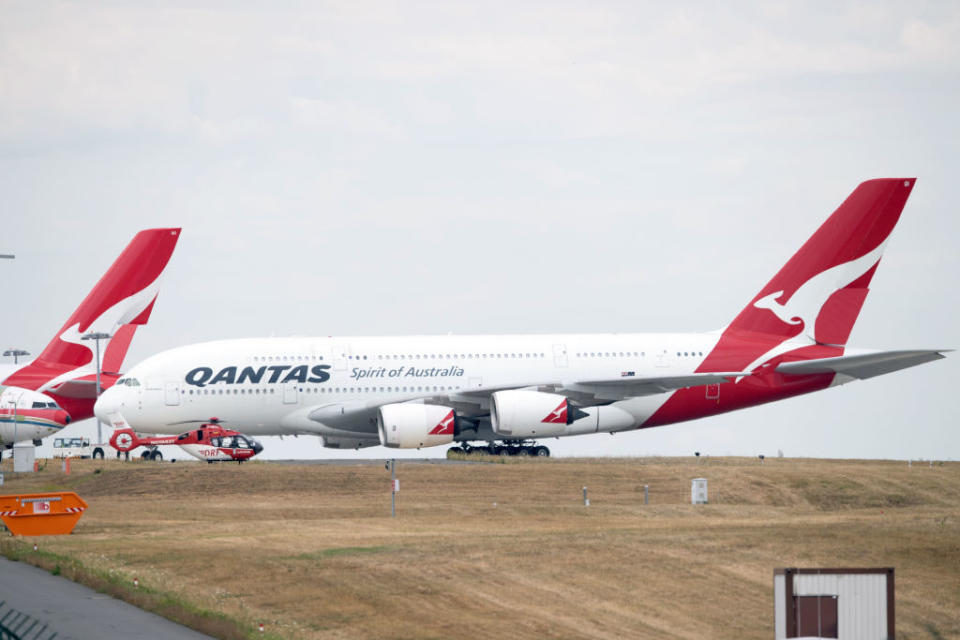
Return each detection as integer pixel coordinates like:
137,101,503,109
32,401,46,409
46,402,58,409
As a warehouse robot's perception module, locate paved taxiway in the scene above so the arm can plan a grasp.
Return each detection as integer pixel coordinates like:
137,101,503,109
0,557,213,639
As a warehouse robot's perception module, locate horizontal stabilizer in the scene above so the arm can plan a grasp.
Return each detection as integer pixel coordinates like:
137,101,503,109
47,379,98,398
775,350,948,380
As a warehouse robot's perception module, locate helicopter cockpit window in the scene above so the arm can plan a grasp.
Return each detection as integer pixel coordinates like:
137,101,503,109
225,437,238,448
235,436,250,448
210,437,221,447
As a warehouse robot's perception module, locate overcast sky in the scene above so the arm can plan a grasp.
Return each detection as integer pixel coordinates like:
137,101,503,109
2,1,957,460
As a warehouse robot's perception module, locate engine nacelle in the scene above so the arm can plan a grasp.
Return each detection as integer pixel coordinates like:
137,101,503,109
491,390,635,438
491,390,574,438
377,403,456,449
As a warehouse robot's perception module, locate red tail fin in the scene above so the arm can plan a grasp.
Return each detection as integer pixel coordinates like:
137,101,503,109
704,179,915,373
34,228,181,370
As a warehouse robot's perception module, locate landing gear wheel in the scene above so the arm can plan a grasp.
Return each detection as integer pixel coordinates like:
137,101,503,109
498,447,510,457
140,451,151,460
517,448,530,457
446,447,464,458
487,445,499,456
150,450,163,462
534,446,550,457
92,448,104,460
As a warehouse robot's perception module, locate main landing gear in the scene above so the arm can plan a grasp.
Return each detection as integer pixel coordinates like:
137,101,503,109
447,440,550,458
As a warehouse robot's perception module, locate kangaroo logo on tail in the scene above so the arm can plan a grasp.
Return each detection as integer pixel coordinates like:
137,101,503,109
752,238,888,343
703,178,916,379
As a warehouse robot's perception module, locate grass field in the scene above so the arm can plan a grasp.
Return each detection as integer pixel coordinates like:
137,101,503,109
1,455,958,639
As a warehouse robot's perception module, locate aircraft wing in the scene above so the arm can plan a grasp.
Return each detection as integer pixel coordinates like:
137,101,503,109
569,372,747,400
409,371,747,415
775,349,949,380
306,371,750,431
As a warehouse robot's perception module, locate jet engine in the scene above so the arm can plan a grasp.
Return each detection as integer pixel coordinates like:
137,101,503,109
377,403,457,449
491,390,635,438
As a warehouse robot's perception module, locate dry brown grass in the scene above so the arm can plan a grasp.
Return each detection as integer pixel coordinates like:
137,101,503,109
1,456,958,639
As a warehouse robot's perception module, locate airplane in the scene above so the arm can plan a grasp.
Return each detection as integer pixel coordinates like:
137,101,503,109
94,179,948,457
107,418,263,463
0,386,72,447
1,228,182,446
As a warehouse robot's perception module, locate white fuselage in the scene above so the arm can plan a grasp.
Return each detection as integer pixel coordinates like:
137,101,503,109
0,385,69,446
95,332,723,441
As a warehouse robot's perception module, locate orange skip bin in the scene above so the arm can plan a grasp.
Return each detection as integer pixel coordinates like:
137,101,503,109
0,492,88,536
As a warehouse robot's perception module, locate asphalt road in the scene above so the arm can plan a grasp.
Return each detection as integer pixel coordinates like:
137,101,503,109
0,557,214,640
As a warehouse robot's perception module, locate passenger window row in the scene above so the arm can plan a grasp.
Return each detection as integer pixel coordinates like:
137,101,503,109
350,352,546,361
575,351,645,358
301,385,460,394
185,386,461,395
188,388,277,395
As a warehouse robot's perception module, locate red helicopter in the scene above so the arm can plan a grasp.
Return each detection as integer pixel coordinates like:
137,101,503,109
108,418,263,463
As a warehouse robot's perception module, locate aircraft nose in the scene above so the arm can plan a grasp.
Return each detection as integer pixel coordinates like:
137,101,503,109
56,410,71,426
252,439,264,455
94,388,118,423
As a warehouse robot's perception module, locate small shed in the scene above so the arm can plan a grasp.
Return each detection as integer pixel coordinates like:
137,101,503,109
774,568,894,639
13,445,35,473
691,478,708,504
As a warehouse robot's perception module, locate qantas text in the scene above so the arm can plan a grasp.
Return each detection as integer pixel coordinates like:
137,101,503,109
185,364,331,388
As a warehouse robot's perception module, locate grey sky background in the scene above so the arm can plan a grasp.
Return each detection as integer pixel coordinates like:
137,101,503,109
2,2,957,460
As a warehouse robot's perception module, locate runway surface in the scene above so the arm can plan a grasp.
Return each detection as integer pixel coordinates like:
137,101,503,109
0,557,213,640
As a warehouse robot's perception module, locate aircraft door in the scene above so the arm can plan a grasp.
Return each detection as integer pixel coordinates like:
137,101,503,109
331,343,350,371
165,382,181,406
656,349,670,368
553,344,568,368
283,382,298,404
